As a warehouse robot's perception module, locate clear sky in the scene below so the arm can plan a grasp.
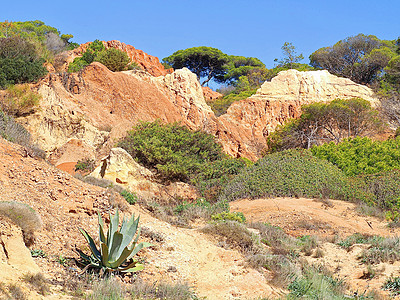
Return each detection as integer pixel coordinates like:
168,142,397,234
2,0,399,68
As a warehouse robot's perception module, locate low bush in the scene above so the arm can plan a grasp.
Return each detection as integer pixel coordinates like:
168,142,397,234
287,265,347,299
361,170,400,220
200,221,256,253
311,137,400,176
0,109,31,145
208,88,257,116
120,189,137,205
74,158,95,173
211,211,246,223
0,36,47,88
96,48,130,72
383,276,400,296
220,149,366,203
118,121,225,182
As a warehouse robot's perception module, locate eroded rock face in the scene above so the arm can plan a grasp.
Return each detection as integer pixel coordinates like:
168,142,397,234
24,64,214,166
90,148,198,202
209,69,380,160
202,86,222,102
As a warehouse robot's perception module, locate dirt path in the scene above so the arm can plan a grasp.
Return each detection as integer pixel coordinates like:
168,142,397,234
136,211,283,299
230,197,400,238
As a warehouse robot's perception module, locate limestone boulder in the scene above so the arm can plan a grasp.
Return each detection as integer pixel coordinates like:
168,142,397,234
90,148,198,202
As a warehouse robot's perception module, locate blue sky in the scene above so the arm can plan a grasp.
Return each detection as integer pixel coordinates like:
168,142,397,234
2,0,399,69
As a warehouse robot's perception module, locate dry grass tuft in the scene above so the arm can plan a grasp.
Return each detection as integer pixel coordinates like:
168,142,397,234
23,273,50,295
0,201,42,246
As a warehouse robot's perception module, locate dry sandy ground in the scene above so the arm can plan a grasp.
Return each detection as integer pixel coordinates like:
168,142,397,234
231,197,400,296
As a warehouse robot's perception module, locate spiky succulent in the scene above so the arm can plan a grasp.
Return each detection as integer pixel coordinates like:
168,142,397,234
78,210,151,275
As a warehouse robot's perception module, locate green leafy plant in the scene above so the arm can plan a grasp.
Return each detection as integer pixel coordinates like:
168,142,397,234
383,276,400,296
120,190,137,205
74,158,96,173
211,211,246,223
30,249,46,258
77,210,151,275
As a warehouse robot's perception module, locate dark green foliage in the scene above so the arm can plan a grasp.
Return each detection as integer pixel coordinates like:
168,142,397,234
163,46,229,86
362,170,400,219
120,190,137,205
96,48,130,72
209,88,257,116
68,39,105,73
311,137,400,176
309,34,396,85
220,149,364,202
192,157,248,201
0,37,47,88
118,121,225,182
223,55,265,84
383,277,400,296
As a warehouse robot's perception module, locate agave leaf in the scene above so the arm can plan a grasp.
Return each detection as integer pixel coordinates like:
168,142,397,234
108,230,124,262
107,209,120,250
119,261,144,273
119,214,140,250
98,212,107,244
79,228,101,261
76,248,93,264
126,242,152,261
109,246,134,269
100,242,109,266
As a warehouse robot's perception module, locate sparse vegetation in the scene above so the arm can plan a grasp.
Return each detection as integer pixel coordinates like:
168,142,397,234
1,84,41,117
120,189,137,205
211,211,246,223
383,276,400,296
74,158,96,173
0,201,42,246
23,273,50,296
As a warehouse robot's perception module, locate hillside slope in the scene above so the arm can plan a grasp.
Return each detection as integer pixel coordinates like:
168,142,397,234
0,138,281,299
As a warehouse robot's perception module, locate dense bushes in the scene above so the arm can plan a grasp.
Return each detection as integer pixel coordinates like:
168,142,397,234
220,149,364,202
118,121,226,182
0,37,47,88
68,40,130,73
311,137,400,176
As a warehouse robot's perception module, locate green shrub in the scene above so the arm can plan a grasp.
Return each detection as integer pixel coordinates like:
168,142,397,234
118,121,225,182
96,48,130,72
311,137,400,176
67,57,89,73
208,88,256,116
383,277,400,296
211,211,246,223
192,157,248,202
0,36,47,88
120,190,137,205
287,265,347,299
74,158,95,173
361,170,400,219
220,149,366,202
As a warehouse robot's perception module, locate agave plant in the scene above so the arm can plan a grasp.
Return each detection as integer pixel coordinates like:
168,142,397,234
77,210,151,275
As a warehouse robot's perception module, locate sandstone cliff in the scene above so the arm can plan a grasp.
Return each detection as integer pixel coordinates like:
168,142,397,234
211,69,380,160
